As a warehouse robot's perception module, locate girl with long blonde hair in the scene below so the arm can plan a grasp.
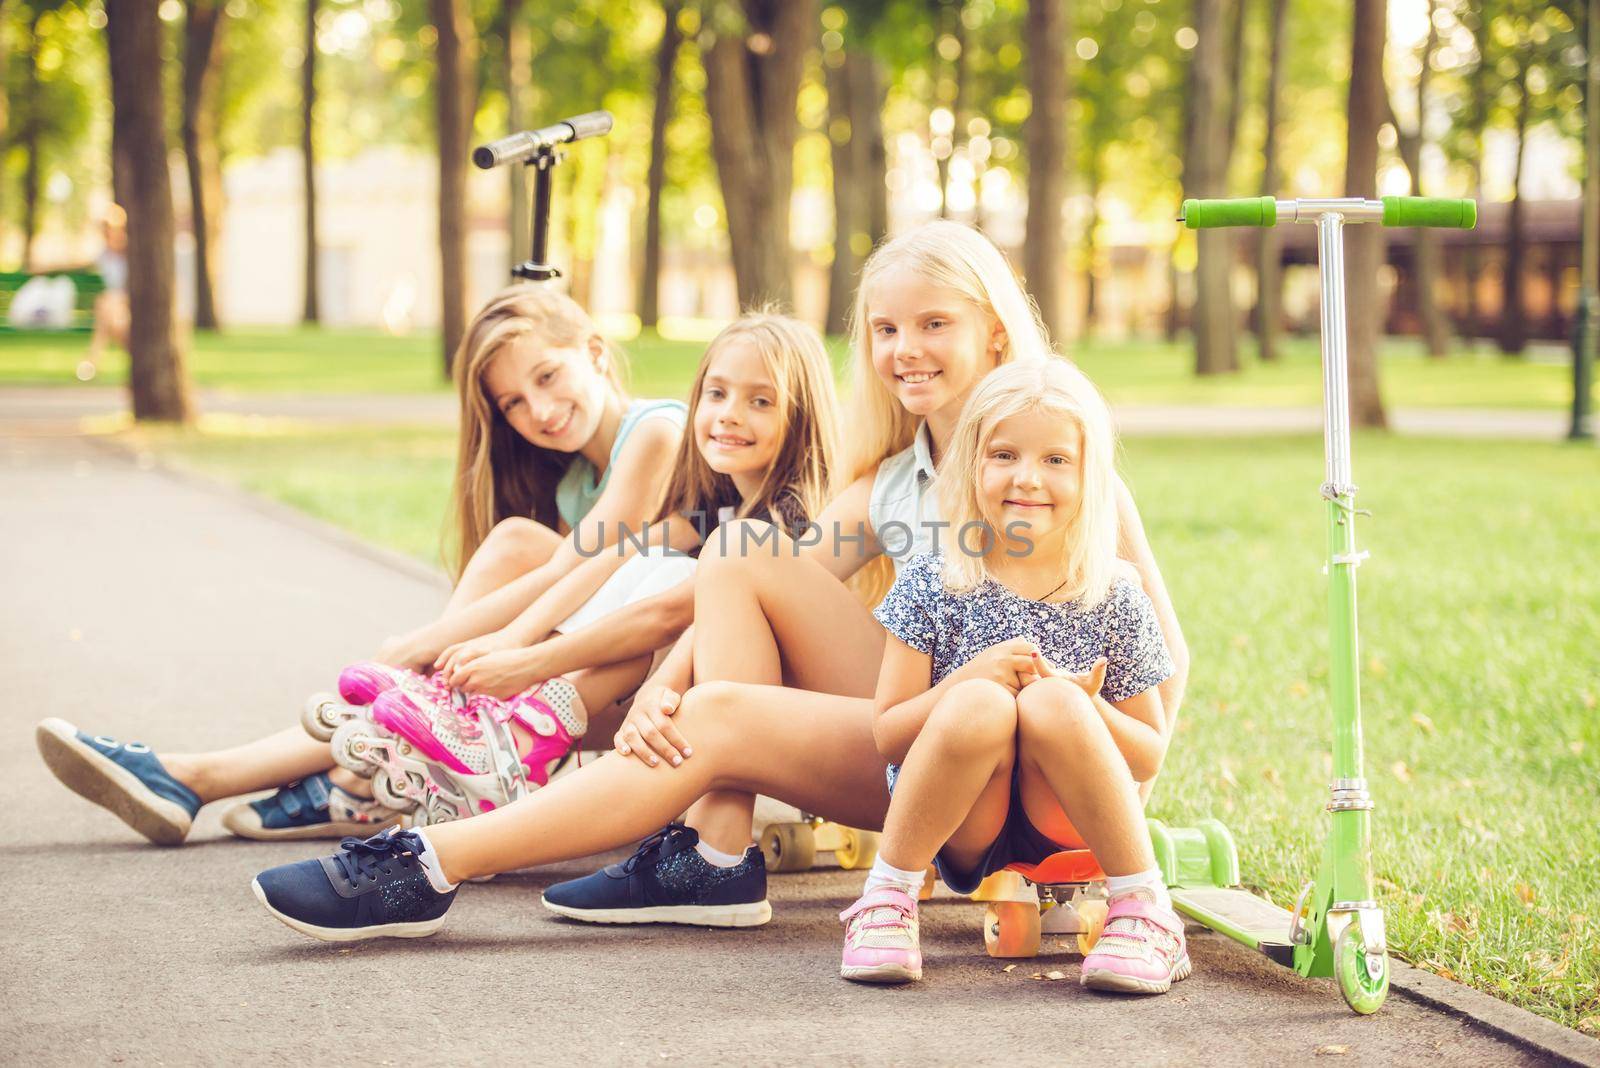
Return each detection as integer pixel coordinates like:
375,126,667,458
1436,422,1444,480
245,221,1189,941
840,359,1187,994
37,284,687,846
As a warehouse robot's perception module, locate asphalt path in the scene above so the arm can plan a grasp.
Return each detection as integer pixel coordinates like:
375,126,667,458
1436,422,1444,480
0,430,1550,1066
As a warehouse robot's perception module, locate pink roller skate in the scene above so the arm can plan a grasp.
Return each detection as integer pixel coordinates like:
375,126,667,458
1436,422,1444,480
302,661,446,742
332,679,584,826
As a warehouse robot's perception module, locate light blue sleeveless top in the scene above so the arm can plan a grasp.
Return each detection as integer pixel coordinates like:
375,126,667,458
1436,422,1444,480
867,422,944,575
555,398,687,530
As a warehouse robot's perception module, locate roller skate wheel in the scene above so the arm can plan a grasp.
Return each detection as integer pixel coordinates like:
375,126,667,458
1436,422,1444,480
330,719,378,778
371,769,415,811
302,692,346,743
1075,899,1109,955
760,822,816,872
984,900,1042,958
834,827,880,870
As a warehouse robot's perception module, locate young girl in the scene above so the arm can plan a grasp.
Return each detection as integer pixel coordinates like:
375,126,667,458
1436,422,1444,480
840,359,1186,994
319,312,839,828
246,221,1186,940
35,284,687,845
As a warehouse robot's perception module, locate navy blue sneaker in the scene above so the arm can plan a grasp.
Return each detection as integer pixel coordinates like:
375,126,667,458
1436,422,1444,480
221,773,402,842
542,823,771,927
252,829,456,942
35,718,202,846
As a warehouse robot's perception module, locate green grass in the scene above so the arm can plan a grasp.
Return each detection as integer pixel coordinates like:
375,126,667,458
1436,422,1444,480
128,419,1600,1030
4,326,1589,412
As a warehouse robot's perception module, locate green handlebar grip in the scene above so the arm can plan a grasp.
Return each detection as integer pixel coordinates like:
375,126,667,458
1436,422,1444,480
1381,196,1476,229
1181,196,1276,229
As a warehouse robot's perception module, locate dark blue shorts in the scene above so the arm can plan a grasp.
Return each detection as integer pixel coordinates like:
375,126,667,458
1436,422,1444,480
885,764,1069,896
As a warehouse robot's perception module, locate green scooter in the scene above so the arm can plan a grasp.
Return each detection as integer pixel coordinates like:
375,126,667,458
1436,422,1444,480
1149,195,1479,1014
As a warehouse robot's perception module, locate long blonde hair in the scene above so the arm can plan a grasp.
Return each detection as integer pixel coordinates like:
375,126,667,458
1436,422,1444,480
935,359,1120,609
447,284,629,577
845,221,1056,602
654,310,841,535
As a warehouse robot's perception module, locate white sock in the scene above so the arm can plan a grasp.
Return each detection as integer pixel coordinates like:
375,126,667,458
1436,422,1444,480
694,839,747,868
409,828,459,893
1106,867,1170,911
863,855,927,898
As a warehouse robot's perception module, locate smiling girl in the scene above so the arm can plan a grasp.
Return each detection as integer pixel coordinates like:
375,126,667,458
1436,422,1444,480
36,285,687,846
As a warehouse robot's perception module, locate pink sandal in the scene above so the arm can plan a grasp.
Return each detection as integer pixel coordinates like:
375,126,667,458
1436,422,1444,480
1080,894,1192,994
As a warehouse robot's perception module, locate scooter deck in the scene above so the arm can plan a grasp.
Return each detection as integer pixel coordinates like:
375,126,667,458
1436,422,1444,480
1170,885,1298,965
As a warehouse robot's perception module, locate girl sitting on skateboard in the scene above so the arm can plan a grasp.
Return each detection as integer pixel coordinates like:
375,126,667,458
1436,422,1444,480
838,358,1189,995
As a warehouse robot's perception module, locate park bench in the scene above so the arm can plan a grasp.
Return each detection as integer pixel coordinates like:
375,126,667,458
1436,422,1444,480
0,269,106,333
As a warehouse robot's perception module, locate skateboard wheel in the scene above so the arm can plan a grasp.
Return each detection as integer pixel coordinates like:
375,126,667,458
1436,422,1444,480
835,828,879,870
984,900,1042,958
1075,899,1109,955
760,821,816,872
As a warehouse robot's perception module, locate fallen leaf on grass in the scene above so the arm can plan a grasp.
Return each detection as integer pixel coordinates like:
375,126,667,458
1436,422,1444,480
1002,964,1017,973
1315,1045,1349,1056
1289,680,1310,698
1367,656,1387,677
1262,766,1282,787
1571,740,1585,757
1577,1016,1600,1037
1410,712,1435,735
1029,970,1069,981
1428,909,1477,937
1218,761,1239,790
1582,691,1596,711
1514,883,1536,906
1391,761,1412,784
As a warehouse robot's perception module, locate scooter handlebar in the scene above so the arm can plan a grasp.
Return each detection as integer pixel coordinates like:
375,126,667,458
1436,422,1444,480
1381,196,1476,229
1180,196,1277,229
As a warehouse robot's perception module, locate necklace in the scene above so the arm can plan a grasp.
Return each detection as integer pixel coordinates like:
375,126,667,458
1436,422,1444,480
1036,573,1071,602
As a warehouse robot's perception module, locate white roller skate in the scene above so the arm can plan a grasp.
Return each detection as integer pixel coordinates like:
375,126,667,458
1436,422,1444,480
303,661,446,742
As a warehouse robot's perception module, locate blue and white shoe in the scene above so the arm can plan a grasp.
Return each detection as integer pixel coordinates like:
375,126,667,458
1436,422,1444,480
221,773,403,842
35,717,202,846
542,823,771,928
252,829,456,942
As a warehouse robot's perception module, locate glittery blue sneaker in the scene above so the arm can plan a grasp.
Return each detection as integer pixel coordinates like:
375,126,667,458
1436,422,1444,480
252,829,456,942
35,717,202,846
541,823,771,927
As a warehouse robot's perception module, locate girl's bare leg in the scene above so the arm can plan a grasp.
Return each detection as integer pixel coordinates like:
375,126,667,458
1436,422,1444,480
875,680,1018,873
442,518,563,615
684,529,886,853
1013,678,1156,876
427,681,889,883
161,728,336,805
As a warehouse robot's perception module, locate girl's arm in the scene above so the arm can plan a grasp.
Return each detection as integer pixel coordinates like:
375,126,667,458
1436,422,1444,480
389,417,684,664
1113,477,1189,732
871,635,1038,764
439,513,702,676
799,474,883,582
1091,684,1168,784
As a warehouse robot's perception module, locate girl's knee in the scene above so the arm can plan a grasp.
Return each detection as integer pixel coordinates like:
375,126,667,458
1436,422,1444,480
926,678,1018,752
483,516,555,562
673,680,746,740
697,519,791,571
1016,677,1101,742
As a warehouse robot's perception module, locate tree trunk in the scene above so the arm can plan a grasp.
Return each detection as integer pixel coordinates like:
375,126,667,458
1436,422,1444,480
701,0,816,309
432,0,478,372
1083,156,1100,336
1499,62,1531,356
20,10,41,272
1253,0,1288,361
0,0,11,239
1388,0,1447,356
182,0,226,331
1024,0,1068,345
639,2,681,328
857,52,888,247
825,48,884,335
505,0,531,269
106,0,195,423
301,0,319,324
1343,0,1388,428
1188,0,1237,375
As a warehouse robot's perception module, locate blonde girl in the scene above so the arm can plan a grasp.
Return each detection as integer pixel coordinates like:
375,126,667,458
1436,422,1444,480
840,359,1186,995
246,221,1185,941
37,285,686,846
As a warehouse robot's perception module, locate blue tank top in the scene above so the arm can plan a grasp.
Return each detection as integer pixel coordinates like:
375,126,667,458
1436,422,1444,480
554,398,687,530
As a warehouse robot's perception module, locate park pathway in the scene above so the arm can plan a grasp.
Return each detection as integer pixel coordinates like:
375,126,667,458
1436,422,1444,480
0,383,1584,440
0,427,1580,1066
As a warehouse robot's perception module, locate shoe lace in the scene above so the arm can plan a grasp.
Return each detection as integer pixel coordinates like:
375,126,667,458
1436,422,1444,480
619,823,690,875
334,829,423,883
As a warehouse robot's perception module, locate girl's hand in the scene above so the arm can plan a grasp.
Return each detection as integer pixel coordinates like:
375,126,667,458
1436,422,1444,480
1062,656,1107,698
450,648,544,699
435,630,522,683
957,638,1042,695
614,686,691,768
